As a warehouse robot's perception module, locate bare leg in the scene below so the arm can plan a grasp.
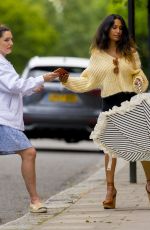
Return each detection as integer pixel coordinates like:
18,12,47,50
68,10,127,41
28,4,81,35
17,147,41,204
103,153,117,208
105,154,117,184
141,161,150,192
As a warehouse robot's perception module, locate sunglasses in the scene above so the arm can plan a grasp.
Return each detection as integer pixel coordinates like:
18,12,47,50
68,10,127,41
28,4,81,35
113,58,119,74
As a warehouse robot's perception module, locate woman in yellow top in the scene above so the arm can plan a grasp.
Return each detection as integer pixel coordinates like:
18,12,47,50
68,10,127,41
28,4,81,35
60,14,150,209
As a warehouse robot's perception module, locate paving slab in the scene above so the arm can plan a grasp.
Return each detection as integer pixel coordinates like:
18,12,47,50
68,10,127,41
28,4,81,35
0,159,150,230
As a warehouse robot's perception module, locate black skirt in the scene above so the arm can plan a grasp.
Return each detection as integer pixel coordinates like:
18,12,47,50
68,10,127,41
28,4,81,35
102,92,136,112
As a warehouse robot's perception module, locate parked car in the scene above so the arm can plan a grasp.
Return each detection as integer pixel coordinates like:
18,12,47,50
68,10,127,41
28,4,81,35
22,56,102,143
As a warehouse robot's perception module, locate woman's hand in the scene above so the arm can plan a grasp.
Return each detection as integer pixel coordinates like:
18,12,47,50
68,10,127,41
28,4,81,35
54,68,69,83
43,72,58,82
33,85,44,93
59,74,69,83
134,78,143,87
134,77,143,93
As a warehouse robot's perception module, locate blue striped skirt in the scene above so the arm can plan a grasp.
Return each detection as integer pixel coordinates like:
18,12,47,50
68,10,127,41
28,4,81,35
0,125,32,155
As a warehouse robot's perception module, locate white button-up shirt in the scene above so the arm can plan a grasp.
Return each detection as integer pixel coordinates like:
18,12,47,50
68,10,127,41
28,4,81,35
0,54,44,130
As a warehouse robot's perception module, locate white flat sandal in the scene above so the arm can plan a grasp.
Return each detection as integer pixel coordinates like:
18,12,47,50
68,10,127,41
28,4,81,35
30,202,47,213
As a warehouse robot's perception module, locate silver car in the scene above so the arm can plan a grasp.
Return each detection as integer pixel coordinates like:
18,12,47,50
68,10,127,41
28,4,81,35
22,56,102,143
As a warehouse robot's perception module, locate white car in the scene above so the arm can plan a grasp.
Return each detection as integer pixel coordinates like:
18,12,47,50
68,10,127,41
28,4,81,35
22,56,101,142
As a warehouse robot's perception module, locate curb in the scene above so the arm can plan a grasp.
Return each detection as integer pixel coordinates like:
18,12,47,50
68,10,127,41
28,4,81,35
0,159,127,230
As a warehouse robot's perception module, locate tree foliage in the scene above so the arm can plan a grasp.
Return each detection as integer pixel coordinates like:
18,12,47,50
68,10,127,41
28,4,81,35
0,0,149,75
0,0,58,72
43,0,107,57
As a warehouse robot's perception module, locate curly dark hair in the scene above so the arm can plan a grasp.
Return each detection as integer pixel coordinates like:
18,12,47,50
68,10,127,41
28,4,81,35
90,14,136,61
0,24,11,38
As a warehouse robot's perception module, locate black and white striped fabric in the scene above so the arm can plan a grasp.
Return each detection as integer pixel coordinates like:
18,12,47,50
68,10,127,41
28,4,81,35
90,94,150,162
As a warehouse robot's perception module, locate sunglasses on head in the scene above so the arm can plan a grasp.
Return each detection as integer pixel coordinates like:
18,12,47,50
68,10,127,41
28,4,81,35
113,58,119,74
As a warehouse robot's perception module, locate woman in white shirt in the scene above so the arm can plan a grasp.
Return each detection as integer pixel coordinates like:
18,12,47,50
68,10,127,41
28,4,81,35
0,24,59,213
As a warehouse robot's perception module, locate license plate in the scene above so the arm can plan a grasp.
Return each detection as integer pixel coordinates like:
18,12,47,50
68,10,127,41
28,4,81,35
48,93,78,103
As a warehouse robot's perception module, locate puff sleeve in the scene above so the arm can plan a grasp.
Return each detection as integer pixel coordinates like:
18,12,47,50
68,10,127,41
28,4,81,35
62,52,103,93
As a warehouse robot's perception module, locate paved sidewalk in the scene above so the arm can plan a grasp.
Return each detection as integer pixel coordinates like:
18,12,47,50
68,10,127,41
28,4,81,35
0,158,150,230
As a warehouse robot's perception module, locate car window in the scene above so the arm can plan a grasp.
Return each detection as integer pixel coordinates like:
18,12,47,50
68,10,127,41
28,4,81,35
27,66,85,81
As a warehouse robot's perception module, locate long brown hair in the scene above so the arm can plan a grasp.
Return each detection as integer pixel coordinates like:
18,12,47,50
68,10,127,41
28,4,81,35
90,14,136,62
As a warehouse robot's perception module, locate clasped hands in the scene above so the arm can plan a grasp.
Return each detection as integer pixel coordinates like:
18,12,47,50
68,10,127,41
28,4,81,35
53,68,69,83
43,68,69,83
35,68,69,93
